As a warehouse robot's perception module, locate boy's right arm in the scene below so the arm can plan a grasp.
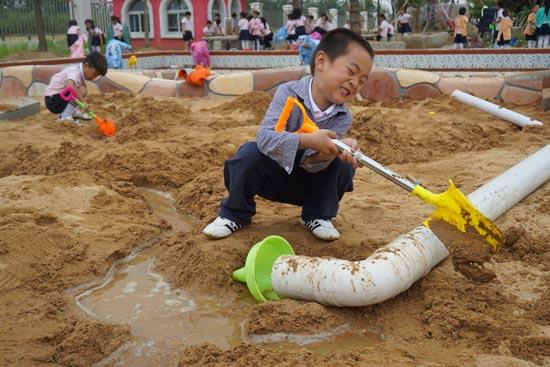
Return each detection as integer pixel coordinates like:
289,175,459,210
256,84,338,174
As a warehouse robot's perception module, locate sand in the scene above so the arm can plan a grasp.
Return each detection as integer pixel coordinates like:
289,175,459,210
0,92,548,366
0,104,15,112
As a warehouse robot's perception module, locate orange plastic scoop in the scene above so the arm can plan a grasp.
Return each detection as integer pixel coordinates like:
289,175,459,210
91,114,116,137
274,96,319,134
60,86,116,137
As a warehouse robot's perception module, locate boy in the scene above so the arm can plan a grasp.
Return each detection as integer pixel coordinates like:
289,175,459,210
203,29,374,241
44,53,108,122
453,7,468,49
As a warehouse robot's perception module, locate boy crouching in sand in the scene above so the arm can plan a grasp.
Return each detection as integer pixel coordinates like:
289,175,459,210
204,29,374,241
44,53,107,122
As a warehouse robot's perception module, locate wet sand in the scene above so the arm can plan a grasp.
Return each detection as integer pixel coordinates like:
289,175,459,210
0,92,548,366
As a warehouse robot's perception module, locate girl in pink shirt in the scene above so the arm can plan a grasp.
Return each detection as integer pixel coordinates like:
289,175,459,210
248,10,265,50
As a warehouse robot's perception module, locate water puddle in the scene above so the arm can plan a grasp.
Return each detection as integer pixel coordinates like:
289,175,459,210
74,188,380,366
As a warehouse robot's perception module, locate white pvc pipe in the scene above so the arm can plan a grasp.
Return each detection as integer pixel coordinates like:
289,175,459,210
272,144,550,307
452,90,543,127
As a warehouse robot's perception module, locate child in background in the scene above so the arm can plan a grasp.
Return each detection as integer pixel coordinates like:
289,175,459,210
453,7,468,49
69,32,87,58
536,0,550,48
67,20,80,49
106,38,132,69
238,12,250,50
261,17,273,50
214,18,224,35
231,13,239,34
293,9,306,37
181,11,193,50
85,19,104,54
44,53,107,122
249,10,265,50
286,13,297,44
497,9,513,48
377,14,394,41
313,13,333,35
524,6,538,48
203,20,214,36
203,29,374,241
493,2,504,46
111,15,124,42
305,15,315,34
397,8,412,35
191,40,210,67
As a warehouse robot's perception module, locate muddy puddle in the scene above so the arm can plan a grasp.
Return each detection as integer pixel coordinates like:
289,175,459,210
74,188,380,366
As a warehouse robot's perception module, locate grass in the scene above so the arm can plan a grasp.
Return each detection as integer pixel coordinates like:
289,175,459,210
0,38,69,60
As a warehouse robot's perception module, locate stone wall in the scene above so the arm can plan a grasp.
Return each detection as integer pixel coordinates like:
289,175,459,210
1,49,549,72
1,64,548,106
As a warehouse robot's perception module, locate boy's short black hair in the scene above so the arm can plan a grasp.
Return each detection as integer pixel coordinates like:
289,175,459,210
232,12,237,17
206,20,212,25
85,52,108,76
184,11,191,16
307,15,314,20
459,7,467,15
240,11,247,18
379,14,386,19
110,15,120,22
68,19,77,26
310,28,374,75
502,9,509,16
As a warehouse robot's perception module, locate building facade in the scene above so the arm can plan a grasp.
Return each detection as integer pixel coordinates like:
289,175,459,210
112,0,247,49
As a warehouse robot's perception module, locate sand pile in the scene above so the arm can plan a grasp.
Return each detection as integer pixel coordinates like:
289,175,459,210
215,91,273,121
349,95,513,165
0,103,15,112
0,92,548,366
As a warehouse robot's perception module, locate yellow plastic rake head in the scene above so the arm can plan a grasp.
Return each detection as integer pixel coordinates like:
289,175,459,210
412,180,504,251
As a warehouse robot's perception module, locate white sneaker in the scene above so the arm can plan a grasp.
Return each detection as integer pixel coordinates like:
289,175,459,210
58,115,82,126
300,219,340,241
72,110,91,120
203,216,245,239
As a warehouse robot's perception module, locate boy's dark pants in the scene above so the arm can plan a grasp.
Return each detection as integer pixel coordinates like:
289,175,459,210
220,142,354,226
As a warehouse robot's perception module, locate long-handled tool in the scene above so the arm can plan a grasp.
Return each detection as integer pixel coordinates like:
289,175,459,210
274,96,504,250
60,86,116,137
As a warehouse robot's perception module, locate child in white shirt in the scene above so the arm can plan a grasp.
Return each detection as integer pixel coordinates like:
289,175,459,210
44,53,107,123
111,15,124,42
181,11,193,50
378,15,394,41
67,20,80,48
203,20,214,36
238,12,251,50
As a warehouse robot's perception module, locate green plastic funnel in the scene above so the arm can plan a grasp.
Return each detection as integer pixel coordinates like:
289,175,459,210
232,235,295,302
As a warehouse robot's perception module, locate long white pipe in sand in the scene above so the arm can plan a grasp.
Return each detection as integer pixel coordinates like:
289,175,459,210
451,90,543,127
271,144,550,307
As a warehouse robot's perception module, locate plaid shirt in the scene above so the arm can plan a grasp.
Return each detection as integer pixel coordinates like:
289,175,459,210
256,76,352,174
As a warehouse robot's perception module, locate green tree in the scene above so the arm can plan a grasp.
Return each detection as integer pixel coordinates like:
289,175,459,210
32,0,47,51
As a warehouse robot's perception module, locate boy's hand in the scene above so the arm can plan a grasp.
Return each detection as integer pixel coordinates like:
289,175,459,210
338,137,361,169
299,129,339,156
